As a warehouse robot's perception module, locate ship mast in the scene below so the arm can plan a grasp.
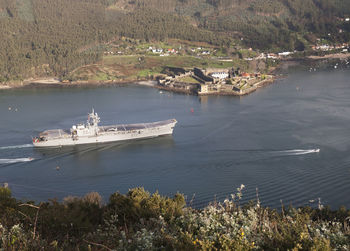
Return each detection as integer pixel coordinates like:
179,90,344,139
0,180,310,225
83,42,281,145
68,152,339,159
87,108,100,134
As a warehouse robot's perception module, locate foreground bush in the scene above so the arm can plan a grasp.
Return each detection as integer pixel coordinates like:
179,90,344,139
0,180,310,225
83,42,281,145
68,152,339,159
0,186,349,250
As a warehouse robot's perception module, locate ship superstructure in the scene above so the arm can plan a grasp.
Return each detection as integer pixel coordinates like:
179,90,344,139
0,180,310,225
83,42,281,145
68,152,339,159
33,109,177,147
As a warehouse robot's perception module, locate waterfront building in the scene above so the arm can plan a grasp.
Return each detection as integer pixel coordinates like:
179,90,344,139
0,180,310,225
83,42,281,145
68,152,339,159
210,72,229,79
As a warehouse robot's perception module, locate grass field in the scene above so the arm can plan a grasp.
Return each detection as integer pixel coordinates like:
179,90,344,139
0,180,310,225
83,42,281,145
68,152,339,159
69,55,251,82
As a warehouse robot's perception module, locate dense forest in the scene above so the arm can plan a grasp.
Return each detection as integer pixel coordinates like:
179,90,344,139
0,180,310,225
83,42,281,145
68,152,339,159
0,0,350,82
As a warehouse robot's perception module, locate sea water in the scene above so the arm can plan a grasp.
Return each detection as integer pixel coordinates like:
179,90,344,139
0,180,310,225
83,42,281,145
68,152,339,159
0,62,350,209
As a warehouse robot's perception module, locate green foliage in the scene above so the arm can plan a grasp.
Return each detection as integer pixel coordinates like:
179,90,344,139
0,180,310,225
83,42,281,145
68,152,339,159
107,187,185,224
35,198,103,246
1,0,350,82
0,186,349,250
0,0,225,82
0,187,19,228
249,0,284,14
71,54,244,81
0,187,11,199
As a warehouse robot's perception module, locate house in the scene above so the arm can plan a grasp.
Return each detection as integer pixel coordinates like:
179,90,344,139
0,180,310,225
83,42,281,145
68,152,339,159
267,53,278,59
317,45,332,51
210,72,229,80
152,48,163,54
256,53,266,59
167,49,177,54
278,52,293,57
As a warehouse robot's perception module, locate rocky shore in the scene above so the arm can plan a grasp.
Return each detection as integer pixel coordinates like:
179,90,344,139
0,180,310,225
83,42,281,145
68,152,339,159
307,52,350,60
0,78,157,90
0,75,278,97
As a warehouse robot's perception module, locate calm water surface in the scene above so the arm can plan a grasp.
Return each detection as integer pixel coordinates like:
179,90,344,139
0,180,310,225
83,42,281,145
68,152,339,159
1,63,350,208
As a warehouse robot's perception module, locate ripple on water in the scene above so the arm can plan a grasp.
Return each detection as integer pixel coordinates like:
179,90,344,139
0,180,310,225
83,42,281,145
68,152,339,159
1,68,350,208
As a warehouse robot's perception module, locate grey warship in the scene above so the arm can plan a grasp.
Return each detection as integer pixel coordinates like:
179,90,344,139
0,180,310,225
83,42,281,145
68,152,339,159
33,109,177,147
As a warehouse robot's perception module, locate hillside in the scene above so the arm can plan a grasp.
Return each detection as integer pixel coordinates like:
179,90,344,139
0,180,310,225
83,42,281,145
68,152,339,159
0,0,349,82
111,0,350,49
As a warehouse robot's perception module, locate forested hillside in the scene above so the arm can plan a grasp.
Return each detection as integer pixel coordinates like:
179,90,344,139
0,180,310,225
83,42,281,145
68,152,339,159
0,0,349,82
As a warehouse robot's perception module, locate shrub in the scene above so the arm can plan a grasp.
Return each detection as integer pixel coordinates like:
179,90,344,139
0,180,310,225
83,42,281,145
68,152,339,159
0,186,349,250
107,187,185,225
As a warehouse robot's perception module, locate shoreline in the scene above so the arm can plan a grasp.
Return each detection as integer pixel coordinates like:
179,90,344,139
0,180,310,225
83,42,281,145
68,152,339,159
155,77,276,96
307,52,350,60
0,78,158,90
0,75,287,97
1,52,349,92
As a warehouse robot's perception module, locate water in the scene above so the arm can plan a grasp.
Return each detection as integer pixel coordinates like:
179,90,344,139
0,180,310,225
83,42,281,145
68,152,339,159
1,63,350,209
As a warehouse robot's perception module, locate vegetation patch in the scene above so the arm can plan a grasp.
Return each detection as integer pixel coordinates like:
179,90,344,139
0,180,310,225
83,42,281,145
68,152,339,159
1,0,350,82
179,76,200,84
0,186,350,250
69,55,248,82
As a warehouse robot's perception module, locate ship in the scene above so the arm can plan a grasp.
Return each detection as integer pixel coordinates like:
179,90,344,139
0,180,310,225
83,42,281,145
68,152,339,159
32,109,177,147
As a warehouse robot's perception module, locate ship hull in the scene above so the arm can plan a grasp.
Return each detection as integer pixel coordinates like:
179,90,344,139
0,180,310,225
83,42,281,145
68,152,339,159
33,119,176,148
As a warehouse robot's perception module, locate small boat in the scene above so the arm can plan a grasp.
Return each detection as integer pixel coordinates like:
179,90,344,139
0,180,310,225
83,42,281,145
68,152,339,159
33,109,177,147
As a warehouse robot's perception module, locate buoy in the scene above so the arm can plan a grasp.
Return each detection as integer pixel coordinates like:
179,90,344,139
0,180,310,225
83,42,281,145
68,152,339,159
190,108,194,113
8,107,11,111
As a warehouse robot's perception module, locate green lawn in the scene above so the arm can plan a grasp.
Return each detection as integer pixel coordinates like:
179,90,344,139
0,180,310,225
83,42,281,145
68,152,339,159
178,76,200,84
71,55,252,81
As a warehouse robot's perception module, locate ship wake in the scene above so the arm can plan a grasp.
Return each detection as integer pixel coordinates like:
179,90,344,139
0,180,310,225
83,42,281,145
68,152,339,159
214,148,320,157
0,157,34,164
274,149,320,156
0,144,33,150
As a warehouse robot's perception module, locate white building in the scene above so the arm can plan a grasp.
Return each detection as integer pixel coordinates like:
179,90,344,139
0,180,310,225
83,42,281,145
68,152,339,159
256,53,266,59
210,72,229,79
318,45,332,51
267,54,278,59
152,48,163,54
278,51,293,56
